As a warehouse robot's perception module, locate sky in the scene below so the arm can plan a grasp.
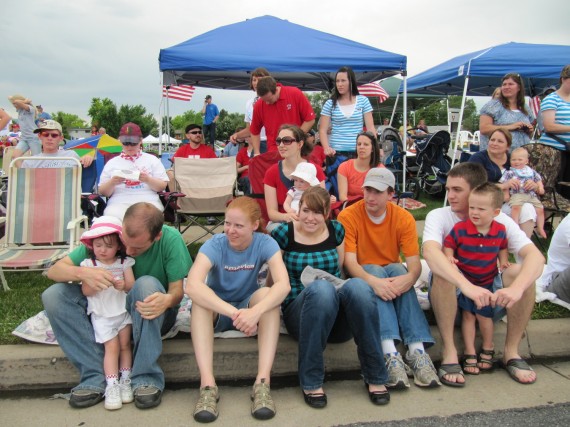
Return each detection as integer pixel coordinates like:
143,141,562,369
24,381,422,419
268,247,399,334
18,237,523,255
2,0,568,126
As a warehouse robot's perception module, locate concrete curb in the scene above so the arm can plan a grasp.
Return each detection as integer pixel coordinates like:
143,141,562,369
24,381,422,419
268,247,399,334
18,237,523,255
1,318,569,391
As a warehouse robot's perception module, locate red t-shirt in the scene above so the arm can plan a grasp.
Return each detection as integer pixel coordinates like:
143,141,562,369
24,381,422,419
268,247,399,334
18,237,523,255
250,84,315,152
173,143,217,159
308,144,326,168
236,147,253,177
263,160,326,212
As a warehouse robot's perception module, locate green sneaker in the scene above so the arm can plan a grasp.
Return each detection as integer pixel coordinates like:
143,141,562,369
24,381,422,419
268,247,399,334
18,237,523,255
251,379,276,420
193,385,219,423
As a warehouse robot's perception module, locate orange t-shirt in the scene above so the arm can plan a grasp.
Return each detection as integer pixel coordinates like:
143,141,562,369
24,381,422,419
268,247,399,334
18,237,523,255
338,160,385,199
338,199,419,266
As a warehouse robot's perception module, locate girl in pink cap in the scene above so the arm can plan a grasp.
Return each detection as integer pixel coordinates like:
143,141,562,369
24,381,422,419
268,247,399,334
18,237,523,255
79,216,135,411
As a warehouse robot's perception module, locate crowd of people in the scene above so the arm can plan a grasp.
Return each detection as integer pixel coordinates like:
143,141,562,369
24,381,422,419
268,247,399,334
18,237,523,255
4,64,570,423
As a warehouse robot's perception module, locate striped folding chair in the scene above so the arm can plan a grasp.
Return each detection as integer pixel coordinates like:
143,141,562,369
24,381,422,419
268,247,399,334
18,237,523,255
0,157,87,290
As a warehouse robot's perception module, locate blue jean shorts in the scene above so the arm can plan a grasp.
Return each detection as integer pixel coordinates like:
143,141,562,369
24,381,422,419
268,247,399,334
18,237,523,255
210,295,253,333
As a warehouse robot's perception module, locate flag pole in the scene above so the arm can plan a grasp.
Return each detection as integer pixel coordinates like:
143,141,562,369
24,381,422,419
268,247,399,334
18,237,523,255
165,86,171,156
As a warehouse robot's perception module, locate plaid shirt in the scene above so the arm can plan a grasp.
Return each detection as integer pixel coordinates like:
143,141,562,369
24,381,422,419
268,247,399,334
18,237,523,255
272,220,344,308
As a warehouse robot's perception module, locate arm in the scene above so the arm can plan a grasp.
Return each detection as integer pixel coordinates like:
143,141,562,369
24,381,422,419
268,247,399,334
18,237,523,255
498,249,511,271
97,176,125,197
79,155,94,168
442,246,458,264
136,278,184,320
48,256,115,291
232,251,291,336
230,123,252,142
300,120,316,135
201,102,207,115
250,133,261,156
337,173,348,202
185,253,238,318
283,193,294,214
542,109,570,133
264,183,296,222
343,252,399,301
0,109,10,130
479,114,531,136
236,161,249,175
364,111,377,138
138,172,168,192
318,115,334,156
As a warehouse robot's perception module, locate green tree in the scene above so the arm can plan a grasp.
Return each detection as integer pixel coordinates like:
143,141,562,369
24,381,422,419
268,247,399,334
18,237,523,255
170,110,203,136
216,110,245,141
117,104,158,138
51,112,89,139
306,91,330,129
413,96,479,131
88,98,159,138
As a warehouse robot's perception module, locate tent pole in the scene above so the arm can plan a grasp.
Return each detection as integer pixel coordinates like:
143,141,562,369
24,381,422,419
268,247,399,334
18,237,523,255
390,92,399,126
402,72,407,208
444,76,470,206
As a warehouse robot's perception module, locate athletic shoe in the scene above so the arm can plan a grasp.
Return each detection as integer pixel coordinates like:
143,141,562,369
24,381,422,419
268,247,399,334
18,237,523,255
134,385,162,409
251,379,276,420
104,383,122,410
119,378,134,403
384,353,410,389
69,389,103,409
404,349,441,388
193,386,219,423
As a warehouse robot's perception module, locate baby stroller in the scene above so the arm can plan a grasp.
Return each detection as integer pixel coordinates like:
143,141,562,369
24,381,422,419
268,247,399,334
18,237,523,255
406,130,452,200
380,127,418,191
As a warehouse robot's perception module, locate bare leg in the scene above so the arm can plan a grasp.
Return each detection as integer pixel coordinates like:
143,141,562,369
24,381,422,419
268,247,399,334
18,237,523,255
476,315,494,370
118,325,132,371
519,219,535,238
250,288,280,385
431,275,464,385
501,266,537,383
535,207,547,238
191,304,217,388
103,336,120,377
461,311,478,374
511,205,522,225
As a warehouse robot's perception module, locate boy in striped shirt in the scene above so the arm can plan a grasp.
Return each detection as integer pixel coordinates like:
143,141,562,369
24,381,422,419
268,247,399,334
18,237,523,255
443,182,510,375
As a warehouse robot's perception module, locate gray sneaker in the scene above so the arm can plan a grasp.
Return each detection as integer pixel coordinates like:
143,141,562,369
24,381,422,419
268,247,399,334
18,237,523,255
384,353,410,390
251,379,276,420
193,386,219,423
300,265,348,290
404,349,442,388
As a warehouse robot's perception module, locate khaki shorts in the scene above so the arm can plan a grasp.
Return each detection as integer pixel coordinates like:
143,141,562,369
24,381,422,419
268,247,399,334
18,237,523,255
509,193,543,209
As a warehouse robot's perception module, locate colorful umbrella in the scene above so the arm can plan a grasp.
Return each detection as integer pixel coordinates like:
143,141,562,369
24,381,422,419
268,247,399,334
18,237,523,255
63,134,123,157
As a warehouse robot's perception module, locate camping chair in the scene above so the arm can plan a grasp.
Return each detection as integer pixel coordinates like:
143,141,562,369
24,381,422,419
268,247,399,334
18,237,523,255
0,157,87,291
247,151,282,224
525,143,570,247
171,157,237,245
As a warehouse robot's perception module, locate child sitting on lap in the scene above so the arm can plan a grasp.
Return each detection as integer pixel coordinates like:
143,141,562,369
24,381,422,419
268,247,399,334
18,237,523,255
283,162,320,216
80,216,135,411
500,146,547,238
443,183,510,375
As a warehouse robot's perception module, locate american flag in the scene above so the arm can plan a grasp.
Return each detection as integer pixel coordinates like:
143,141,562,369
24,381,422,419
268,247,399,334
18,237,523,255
529,96,541,119
162,85,195,101
357,82,389,102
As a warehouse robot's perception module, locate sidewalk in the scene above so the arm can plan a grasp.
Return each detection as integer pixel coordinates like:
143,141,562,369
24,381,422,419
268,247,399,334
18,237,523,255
1,318,569,391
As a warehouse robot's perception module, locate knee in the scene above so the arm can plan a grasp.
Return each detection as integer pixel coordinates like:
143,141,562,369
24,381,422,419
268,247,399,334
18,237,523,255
305,280,338,304
42,283,79,313
342,278,374,300
362,264,386,278
128,276,164,302
250,287,271,306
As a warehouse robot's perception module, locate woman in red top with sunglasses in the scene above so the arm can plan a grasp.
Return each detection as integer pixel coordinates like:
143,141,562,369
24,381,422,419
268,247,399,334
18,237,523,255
263,124,327,232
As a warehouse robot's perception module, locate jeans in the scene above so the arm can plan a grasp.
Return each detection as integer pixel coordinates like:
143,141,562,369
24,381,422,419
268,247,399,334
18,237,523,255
203,123,216,148
283,279,387,390
363,264,434,347
42,275,176,394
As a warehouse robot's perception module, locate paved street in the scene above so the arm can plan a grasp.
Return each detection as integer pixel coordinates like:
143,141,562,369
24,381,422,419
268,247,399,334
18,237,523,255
1,360,569,427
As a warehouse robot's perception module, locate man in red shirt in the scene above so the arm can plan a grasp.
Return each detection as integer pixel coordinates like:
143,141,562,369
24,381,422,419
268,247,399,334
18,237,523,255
167,124,217,183
249,77,315,155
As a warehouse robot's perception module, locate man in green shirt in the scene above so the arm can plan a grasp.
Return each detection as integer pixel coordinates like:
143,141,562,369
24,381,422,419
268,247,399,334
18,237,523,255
44,202,192,410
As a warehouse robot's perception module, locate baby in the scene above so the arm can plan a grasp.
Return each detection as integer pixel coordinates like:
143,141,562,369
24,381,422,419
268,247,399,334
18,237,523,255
284,162,320,216
500,147,547,238
443,183,510,375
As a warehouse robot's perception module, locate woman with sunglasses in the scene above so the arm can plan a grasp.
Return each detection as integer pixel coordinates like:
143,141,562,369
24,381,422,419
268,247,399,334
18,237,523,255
479,73,534,151
337,131,384,202
263,124,326,232
99,122,169,220
318,67,377,158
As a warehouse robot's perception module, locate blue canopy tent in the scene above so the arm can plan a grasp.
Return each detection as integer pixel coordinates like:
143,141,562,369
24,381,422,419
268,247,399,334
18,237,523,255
159,15,407,91
401,42,570,182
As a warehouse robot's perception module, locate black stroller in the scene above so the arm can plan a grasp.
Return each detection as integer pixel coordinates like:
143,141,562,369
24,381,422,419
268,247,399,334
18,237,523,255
406,130,452,200
380,127,419,191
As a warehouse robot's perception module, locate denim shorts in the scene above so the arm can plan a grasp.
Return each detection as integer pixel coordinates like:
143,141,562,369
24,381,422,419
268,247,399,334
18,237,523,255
210,295,253,333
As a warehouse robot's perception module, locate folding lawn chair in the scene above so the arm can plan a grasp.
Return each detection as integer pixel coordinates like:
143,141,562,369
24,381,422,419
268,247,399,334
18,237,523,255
171,157,237,244
0,157,87,291
247,151,282,224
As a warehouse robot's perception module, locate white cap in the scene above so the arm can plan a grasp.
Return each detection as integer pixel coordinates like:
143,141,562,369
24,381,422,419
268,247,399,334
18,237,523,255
362,168,395,191
291,162,320,186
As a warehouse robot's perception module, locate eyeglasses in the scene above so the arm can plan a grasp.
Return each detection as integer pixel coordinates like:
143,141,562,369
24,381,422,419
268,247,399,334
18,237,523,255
40,132,60,138
121,141,139,146
275,137,297,145
188,130,202,135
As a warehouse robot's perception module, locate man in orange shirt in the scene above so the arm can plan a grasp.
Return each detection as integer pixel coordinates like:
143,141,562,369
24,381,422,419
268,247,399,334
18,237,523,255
338,168,440,391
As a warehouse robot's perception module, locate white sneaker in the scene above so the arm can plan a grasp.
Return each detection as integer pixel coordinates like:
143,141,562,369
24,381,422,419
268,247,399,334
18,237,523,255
104,383,122,410
300,265,348,290
120,378,134,403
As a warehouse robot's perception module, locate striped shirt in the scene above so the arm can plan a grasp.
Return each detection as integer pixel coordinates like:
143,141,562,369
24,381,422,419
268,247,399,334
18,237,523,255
321,95,373,152
443,219,508,287
271,220,344,308
538,92,570,151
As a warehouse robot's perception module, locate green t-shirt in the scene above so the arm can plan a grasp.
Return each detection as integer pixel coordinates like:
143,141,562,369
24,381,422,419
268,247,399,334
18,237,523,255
69,225,192,291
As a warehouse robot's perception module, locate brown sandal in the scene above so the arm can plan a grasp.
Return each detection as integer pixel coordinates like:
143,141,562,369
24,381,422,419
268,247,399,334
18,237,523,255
478,349,495,372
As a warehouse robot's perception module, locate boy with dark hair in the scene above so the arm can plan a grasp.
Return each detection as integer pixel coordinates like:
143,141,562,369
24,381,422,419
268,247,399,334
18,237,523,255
443,182,510,375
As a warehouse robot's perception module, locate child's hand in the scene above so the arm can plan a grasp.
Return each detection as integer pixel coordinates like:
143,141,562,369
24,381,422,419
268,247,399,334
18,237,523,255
330,195,337,203
500,262,511,272
447,256,458,265
114,278,126,291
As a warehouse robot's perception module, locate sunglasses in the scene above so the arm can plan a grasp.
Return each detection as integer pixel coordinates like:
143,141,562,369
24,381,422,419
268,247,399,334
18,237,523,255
121,141,139,146
275,137,297,145
188,130,202,135
40,132,60,138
